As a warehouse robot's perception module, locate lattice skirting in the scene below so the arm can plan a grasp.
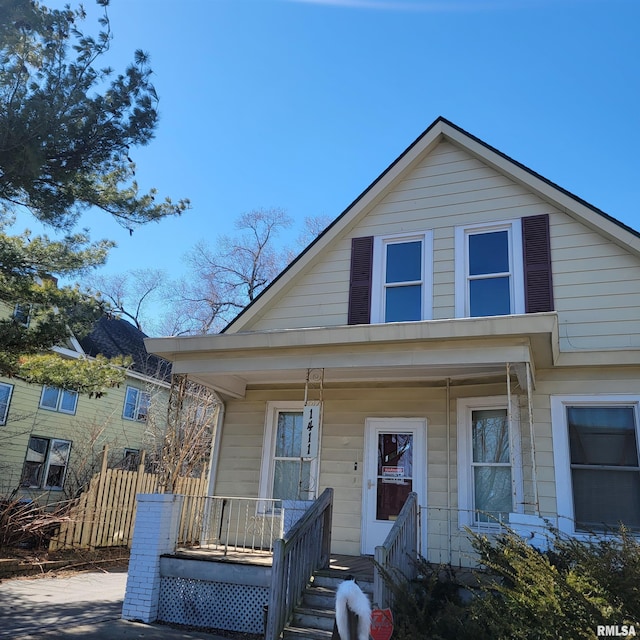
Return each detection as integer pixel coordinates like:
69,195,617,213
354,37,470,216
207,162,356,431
158,576,269,634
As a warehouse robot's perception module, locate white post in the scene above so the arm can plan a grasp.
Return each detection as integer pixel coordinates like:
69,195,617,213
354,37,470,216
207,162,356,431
526,362,540,515
122,493,184,623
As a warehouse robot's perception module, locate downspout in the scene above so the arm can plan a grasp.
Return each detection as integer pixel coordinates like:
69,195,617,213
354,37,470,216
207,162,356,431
206,391,226,497
446,377,452,564
526,362,540,516
506,363,517,521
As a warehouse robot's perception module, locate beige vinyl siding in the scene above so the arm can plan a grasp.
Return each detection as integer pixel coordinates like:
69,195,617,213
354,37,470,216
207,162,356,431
550,216,640,350
244,140,640,355
244,244,351,330
214,388,279,498
211,362,640,558
214,379,533,557
246,140,556,330
433,226,456,317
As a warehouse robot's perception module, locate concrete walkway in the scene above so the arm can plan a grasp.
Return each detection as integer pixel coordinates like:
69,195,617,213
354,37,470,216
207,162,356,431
0,571,230,639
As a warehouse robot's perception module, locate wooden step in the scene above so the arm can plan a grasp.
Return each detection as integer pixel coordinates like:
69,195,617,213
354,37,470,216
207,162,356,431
290,605,335,632
283,626,333,640
283,566,374,640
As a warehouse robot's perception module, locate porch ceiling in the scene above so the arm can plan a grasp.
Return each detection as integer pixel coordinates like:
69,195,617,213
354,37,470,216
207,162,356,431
145,313,559,399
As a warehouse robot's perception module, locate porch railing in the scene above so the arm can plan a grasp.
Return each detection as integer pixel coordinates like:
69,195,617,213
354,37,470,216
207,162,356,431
374,491,419,609
176,495,312,554
265,487,333,640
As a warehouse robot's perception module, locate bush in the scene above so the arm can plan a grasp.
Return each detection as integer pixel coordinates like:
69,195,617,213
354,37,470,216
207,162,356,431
377,559,489,640
0,497,69,549
382,526,640,640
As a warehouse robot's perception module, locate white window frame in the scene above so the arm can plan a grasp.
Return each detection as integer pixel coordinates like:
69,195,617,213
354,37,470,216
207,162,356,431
457,395,523,529
21,436,72,491
454,219,524,318
13,303,31,327
258,401,320,505
551,394,640,537
123,386,151,422
39,386,78,415
0,382,13,425
370,231,433,324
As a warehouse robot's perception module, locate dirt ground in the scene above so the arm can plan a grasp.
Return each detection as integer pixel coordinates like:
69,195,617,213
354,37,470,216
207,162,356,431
0,544,131,578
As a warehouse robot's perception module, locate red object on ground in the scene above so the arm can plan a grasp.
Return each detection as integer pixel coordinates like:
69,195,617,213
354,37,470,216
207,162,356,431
370,608,394,640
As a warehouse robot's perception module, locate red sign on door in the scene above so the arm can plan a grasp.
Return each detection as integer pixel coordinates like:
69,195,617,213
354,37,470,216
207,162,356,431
370,608,394,640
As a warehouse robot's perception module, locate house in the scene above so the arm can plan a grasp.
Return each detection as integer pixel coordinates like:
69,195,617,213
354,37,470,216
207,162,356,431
0,312,171,502
145,117,640,565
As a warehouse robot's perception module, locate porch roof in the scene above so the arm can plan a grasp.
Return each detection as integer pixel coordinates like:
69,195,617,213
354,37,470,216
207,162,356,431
145,312,559,399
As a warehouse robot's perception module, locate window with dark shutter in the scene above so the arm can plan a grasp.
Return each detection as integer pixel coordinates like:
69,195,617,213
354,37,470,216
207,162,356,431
348,236,373,325
522,214,554,313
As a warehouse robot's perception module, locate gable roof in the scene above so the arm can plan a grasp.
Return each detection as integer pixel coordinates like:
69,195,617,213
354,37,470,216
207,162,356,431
223,116,640,334
79,316,172,381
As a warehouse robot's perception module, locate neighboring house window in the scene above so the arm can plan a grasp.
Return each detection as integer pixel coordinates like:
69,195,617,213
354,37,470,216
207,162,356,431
455,220,525,318
348,232,433,325
123,387,150,422
122,448,140,470
39,386,78,415
551,396,640,534
21,436,72,490
0,382,13,425
259,401,318,502
13,303,31,326
370,232,433,323
457,396,523,527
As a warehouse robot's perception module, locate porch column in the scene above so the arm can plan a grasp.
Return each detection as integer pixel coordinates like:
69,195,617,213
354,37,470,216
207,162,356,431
122,493,184,623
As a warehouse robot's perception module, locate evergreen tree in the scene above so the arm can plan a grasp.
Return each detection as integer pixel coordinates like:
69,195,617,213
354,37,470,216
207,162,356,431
0,0,188,392
0,0,189,228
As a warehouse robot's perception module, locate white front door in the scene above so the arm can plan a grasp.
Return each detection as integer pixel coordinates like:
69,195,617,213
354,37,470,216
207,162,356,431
361,418,426,555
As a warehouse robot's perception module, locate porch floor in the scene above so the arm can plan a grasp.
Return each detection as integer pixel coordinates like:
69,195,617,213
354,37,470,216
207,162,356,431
173,547,374,580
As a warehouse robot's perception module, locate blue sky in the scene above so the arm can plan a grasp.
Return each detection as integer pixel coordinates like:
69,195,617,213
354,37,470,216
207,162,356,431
14,0,640,287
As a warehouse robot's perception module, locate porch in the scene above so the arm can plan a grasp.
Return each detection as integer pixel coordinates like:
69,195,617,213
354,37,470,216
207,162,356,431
160,550,374,638
122,489,418,639
169,548,374,579
146,313,558,562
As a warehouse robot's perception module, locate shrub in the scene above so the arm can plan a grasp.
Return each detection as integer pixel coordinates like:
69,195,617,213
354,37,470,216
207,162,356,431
382,525,640,640
470,529,607,639
377,559,488,640
0,497,69,549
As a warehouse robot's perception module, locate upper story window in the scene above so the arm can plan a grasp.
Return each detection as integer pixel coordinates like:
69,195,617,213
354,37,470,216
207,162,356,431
551,396,640,534
13,303,31,326
369,232,432,324
348,215,552,325
455,220,525,318
40,386,78,415
123,386,150,422
0,382,13,425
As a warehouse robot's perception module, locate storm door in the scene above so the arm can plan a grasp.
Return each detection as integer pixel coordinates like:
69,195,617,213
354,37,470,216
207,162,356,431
362,418,426,554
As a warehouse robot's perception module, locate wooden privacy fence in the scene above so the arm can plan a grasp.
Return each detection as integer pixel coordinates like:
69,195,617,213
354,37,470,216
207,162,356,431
49,448,207,551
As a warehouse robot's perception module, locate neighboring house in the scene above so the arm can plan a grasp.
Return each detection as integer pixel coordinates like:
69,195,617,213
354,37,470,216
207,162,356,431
0,312,171,501
146,117,640,564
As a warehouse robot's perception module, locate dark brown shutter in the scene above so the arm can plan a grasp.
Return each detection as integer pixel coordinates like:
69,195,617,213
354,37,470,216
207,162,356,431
522,214,554,313
347,236,374,325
